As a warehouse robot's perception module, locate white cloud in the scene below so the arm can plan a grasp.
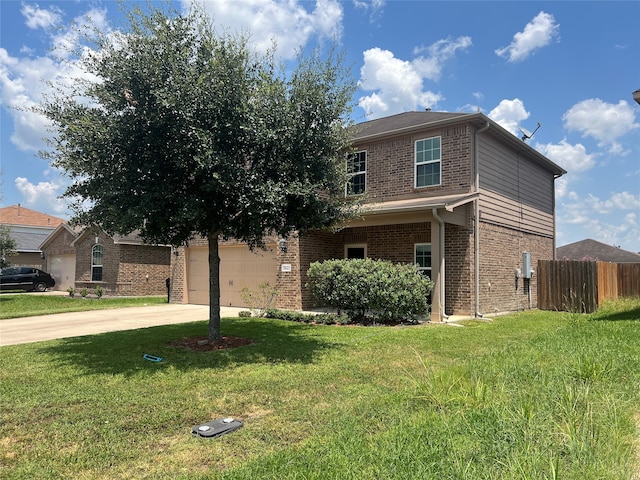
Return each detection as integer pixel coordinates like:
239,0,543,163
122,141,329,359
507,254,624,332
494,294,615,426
183,0,344,59
412,36,472,81
21,3,62,30
537,139,595,174
0,5,108,153
562,98,640,153
14,176,68,215
586,192,640,214
487,98,529,136
495,11,559,62
358,47,443,118
557,192,640,251
353,0,385,10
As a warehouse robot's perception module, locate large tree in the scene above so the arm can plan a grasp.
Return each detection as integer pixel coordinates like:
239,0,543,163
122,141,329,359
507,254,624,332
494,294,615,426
39,4,357,341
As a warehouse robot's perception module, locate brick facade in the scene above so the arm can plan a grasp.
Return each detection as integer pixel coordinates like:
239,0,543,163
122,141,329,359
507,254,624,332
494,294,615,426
477,222,553,314
74,230,170,296
362,124,473,201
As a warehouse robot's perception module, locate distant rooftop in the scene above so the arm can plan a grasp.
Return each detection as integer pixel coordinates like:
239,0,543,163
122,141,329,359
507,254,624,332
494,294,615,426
0,204,66,228
557,238,640,263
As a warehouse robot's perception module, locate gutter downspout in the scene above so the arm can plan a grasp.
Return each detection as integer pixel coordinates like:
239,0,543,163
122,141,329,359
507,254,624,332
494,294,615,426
432,208,448,320
474,121,490,318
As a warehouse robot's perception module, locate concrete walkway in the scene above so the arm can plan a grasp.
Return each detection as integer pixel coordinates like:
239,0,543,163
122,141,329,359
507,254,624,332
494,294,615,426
0,304,244,346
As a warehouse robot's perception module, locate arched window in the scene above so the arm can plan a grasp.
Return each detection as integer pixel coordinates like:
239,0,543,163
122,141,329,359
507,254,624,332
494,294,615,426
92,245,103,282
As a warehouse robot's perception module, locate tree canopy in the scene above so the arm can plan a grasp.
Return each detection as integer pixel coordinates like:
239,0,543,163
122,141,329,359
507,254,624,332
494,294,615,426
39,4,358,340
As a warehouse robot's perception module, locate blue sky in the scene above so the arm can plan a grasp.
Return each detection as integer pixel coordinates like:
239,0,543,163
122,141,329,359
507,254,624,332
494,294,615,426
1,1,639,252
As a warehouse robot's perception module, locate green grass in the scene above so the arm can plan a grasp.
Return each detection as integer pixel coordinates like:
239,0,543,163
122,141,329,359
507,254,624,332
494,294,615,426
0,294,167,319
1,298,639,479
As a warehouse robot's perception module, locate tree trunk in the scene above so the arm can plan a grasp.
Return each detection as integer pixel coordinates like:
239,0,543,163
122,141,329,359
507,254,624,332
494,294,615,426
208,231,222,341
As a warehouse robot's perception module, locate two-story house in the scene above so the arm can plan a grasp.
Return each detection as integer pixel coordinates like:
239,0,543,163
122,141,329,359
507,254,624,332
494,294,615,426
170,111,566,321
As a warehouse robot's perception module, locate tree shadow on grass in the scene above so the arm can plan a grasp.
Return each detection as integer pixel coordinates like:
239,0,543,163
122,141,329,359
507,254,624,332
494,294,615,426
37,317,343,376
591,304,640,322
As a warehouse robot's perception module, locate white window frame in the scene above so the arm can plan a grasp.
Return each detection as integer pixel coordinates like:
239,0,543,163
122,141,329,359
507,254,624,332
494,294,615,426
414,243,432,278
91,244,104,282
346,150,367,196
345,244,367,259
415,136,441,188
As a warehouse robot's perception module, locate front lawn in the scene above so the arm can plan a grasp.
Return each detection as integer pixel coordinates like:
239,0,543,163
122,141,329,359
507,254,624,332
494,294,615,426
1,298,639,479
0,294,167,319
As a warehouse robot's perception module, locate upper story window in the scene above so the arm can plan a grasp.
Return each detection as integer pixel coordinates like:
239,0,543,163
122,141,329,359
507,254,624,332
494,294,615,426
415,243,432,279
92,245,103,282
415,137,441,188
346,151,366,195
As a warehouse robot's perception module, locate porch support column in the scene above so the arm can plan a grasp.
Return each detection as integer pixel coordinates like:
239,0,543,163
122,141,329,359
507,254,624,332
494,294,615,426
431,217,443,322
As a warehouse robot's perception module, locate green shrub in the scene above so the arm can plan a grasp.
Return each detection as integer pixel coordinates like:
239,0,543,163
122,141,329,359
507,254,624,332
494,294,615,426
307,258,433,323
80,288,88,299
238,310,252,318
94,286,104,299
67,287,75,298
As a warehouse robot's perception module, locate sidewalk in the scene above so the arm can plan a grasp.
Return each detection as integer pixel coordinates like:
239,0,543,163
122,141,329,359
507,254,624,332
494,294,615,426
0,304,244,346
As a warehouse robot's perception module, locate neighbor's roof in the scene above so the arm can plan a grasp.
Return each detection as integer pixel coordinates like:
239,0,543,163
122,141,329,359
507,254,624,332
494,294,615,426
10,228,53,252
557,239,640,263
0,204,66,228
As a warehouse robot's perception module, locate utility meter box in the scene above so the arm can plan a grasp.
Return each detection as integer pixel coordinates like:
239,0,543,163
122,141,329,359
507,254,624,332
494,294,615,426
522,252,533,279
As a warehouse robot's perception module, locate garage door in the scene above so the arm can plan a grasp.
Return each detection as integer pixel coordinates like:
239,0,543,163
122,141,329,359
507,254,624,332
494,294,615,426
48,254,76,291
186,245,278,307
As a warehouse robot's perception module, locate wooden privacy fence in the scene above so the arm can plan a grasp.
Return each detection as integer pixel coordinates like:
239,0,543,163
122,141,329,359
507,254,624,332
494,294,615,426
538,260,640,313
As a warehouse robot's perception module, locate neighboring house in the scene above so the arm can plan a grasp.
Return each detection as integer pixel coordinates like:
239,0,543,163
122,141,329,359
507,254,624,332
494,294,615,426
40,226,171,295
170,111,566,321
557,239,640,263
0,204,65,267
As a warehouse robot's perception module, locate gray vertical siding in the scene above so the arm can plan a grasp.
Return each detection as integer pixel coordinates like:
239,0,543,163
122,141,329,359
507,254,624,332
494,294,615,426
477,134,556,237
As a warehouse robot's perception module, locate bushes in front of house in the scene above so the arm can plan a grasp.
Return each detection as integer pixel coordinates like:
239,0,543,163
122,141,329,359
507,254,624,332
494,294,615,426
307,258,433,323
264,309,348,325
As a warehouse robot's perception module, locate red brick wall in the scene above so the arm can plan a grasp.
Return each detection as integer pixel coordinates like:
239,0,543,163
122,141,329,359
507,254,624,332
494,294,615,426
478,222,554,314
354,123,473,200
445,220,475,316
75,230,170,296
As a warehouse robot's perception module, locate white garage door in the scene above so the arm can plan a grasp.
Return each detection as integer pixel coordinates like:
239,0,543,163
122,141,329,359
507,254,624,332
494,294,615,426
186,245,278,307
48,254,76,291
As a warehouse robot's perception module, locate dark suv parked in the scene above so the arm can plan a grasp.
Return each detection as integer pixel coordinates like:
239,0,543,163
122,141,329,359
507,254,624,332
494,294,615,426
0,267,56,292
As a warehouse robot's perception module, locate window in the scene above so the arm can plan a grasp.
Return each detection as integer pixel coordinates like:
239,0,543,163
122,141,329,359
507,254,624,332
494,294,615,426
415,244,432,278
345,244,367,259
346,151,366,195
92,245,103,282
415,137,441,187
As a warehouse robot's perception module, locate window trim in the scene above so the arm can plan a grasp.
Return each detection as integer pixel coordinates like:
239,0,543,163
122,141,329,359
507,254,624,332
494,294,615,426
346,150,367,196
345,244,367,259
91,244,104,282
414,136,442,188
414,243,432,278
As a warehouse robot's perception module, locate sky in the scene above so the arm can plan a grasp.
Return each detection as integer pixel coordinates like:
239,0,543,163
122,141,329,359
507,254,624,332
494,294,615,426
1,0,639,252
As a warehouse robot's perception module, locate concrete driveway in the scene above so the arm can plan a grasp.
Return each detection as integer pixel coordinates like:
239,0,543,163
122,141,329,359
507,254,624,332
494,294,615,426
0,304,244,346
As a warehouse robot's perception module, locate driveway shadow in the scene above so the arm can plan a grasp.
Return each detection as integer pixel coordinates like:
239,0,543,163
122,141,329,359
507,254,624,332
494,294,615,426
37,317,343,376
